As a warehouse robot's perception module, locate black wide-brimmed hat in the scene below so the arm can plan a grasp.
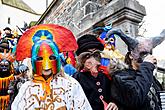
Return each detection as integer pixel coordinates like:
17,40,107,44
3,27,12,31
76,34,104,56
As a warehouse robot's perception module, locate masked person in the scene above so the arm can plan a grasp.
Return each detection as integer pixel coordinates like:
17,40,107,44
11,26,92,110
0,50,15,110
3,27,13,39
73,34,118,110
7,64,29,110
106,29,165,110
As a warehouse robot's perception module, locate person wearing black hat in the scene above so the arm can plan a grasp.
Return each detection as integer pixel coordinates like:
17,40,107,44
3,27,13,38
0,27,16,52
106,29,165,110
73,34,118,110
0,27,13,52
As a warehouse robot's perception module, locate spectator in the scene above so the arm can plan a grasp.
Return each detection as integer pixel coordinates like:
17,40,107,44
3,27,13,39
0,27,14,52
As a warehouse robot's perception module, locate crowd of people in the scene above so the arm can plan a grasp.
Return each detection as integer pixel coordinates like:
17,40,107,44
0,24,164,110
0,27,22,110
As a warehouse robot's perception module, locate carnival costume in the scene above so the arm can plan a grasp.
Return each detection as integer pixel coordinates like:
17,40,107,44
107,29,165,110
73,34,113,110
0,27,17,53
93,25,124,78
7,64,29,110
0,50,14,110
11,24,92,110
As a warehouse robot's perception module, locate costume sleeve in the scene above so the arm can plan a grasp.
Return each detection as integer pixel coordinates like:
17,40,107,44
11,81,29,110
71,78,92,110
111,62,155,108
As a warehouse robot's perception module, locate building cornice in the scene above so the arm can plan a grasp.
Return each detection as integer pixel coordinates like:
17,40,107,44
37,0,58,24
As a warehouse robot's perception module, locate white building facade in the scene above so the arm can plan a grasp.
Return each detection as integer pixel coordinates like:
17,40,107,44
0,0,40,31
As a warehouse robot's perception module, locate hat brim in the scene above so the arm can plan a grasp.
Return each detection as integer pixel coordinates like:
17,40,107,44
76,42,104,56
3,28,12,31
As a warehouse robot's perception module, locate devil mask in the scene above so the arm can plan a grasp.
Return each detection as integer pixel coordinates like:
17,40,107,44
106,29,165,62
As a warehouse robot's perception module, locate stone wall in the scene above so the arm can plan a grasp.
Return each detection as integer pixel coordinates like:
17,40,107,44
37,0,165,88
38,0,145,38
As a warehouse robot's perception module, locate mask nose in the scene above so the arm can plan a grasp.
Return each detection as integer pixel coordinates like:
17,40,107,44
42,59,52,70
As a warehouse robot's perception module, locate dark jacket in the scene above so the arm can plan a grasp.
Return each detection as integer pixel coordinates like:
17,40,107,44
110,62,162,110
73,71,111,110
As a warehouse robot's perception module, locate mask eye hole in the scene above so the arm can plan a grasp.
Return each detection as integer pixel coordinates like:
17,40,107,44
49,55,56,60
4,61,9,66
85,54,91,59
139,51,150,57
36,57,43,61
105,37,109,41
0,61,4,65
93,53,101,58
105,37,115,44
110,38,114,42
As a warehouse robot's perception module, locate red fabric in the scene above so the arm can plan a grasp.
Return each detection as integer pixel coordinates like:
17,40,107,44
16,24,78,61
98,65,112,80
63,51,76,67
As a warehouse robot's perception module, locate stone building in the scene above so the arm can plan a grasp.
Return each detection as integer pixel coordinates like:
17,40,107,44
37,0,146,55
37,0,165,88
37,0,145,38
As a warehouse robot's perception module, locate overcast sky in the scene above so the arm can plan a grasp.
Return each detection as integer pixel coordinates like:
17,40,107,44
137,0,165,60
23,0,53,14
138,0,165,37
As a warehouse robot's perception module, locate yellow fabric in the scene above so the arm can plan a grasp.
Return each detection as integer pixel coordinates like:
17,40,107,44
0,74,14,110
33,74,53,101
66,57,71,64
40,36,47,40
0,74,14,90
0,95,10,110
101,48,125,61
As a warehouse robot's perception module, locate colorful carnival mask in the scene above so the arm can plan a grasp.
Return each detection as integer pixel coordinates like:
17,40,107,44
0,50,15,77
105,34,116,50
16,24,78,75
31,30,61,75
32,40,61,75
0,59,10,72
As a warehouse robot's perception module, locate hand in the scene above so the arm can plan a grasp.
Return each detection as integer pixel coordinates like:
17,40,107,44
143,54,157,64
106,102,118,110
